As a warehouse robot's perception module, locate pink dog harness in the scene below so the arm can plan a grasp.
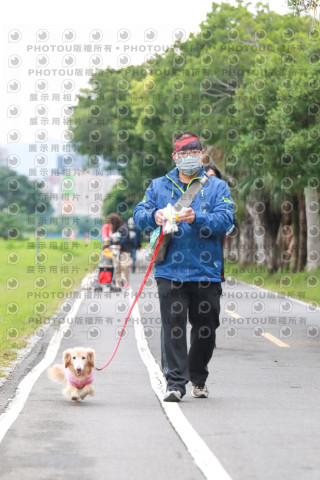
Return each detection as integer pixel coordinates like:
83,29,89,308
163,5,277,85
65,368,94,389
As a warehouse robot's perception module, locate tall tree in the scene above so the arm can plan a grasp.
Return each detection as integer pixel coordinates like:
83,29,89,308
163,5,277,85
229,26,320,271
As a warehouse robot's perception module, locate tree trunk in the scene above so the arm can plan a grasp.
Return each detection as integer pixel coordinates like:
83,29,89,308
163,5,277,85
304,186,320,271
239,198,255,265
246,196,266,266
264,199,281,274
241,195,281,273
297,193,307,272
279,199,293,272
291,195,299,273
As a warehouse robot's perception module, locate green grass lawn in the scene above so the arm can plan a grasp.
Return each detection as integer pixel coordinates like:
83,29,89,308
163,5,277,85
0,238,102,375
225,262,320,305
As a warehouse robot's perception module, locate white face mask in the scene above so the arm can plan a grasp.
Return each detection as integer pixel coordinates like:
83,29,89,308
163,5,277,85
176,155,201,175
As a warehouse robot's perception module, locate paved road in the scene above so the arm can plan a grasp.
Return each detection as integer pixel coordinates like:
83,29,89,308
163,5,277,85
0,267,319,480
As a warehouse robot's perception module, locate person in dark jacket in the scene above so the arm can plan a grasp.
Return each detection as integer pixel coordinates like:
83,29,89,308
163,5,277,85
107,213,131,290
133,132,234,402
127,217,141,273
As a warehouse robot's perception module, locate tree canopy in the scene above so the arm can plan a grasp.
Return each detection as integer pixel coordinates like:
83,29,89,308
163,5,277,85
70,1,320,271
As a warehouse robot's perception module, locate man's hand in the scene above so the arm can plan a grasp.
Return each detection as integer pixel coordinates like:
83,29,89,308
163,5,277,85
155,209,165,226
177,207,195,224
114,245,121,250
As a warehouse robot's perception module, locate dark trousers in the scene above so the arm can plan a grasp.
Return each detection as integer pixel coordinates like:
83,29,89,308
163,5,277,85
131,248,137,272
156,277,222,397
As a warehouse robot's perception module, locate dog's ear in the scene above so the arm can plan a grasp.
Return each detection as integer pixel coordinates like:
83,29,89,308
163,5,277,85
63,349,72,368
87,349,95,368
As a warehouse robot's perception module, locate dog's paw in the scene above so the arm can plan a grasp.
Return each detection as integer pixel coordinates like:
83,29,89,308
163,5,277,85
63,386,80,401
79,385,94,400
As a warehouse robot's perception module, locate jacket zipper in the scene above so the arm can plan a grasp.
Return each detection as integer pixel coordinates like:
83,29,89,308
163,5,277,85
165,174,203,281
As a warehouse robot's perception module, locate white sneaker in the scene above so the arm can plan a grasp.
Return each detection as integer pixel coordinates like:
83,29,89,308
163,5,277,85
191,384,209,398
163,390,182,402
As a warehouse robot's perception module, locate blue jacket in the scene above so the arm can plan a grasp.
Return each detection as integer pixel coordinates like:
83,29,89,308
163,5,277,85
133,165,234,282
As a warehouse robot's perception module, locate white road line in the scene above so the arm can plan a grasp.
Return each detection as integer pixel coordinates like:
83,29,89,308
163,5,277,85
0,292,84,444
130,289,232,480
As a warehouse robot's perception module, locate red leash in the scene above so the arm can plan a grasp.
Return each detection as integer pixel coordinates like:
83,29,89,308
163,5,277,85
96,229,164,371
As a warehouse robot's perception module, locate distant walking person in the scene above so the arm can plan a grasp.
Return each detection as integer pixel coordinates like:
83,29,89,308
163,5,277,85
107,213,131,290
127,217,141,273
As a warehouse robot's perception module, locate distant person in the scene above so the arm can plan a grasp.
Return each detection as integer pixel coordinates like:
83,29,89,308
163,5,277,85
101,223,110,243
106,213,131,290
127,217,141,273
204,164,222,180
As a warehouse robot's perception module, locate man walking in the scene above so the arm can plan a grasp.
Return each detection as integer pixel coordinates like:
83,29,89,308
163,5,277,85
133,132,234,402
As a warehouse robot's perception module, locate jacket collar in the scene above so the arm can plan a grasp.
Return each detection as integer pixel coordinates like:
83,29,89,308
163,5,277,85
164,166,205,192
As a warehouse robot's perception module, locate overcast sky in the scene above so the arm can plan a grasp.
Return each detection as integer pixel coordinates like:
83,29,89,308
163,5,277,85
1,0,289,174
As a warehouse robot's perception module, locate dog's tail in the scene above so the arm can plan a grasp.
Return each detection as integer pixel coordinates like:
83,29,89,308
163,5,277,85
47,364,65,384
